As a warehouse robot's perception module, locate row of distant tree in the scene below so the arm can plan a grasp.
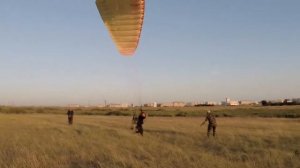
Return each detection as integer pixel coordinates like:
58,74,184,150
261,99,300,106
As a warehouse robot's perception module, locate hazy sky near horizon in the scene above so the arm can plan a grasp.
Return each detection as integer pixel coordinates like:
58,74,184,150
0,0,299,106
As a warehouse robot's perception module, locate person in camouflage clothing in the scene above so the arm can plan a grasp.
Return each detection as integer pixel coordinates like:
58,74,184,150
67,109,74,125
201,110,217,137
131,111,138,131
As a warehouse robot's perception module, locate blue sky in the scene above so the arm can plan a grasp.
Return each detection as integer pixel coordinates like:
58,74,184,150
0,0,299,106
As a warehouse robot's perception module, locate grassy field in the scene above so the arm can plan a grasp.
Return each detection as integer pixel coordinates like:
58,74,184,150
0,114,299,168
1,105,300,118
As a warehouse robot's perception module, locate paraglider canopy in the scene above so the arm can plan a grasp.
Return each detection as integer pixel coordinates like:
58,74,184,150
96,0,145,56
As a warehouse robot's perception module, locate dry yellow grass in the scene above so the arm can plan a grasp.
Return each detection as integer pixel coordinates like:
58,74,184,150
0,114,299,168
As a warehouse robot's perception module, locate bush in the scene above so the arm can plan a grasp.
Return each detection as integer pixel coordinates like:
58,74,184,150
105,111,129,116
36,109,44,113
8,108,27,114
175,112,187,117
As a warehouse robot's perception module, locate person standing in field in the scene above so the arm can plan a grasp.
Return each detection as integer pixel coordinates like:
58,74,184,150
67,109,74,125
201,110,217,137
136,109,147,136
131,111,138,131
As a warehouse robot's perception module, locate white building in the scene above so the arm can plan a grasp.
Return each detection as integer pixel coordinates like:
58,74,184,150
239,100,258,105
97,104,106,108
228,101,240,106
173,101,186,107
269,99,284,104
159,102,186,107
144,102,157,107
224,98,239,106
160,102,173,107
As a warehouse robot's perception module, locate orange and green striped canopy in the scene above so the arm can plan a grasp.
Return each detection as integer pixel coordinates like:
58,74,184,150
96,0,145,56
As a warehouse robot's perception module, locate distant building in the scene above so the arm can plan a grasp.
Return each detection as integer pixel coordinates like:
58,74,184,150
97,104,106,108
228,101,239,106
226,98,231,104
185,102,198,107
159,101,186,107
160,102,174,107
239,100,258,105
224,98,239,106
69,104,80,108
284,99,294,105
269,99,284,104
173,101,186,107
108,103,130,108
144,102,157,107
292,98,300,104
205,101,218,106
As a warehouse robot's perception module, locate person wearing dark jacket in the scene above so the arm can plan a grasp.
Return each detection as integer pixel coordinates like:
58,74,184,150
201,110,217,137
136,110,146,136
67,110,74,125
